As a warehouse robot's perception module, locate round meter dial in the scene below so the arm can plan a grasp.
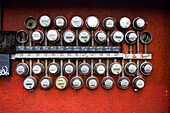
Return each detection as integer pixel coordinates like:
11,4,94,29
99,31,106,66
55,76,68,90
118,17,131,29
125,62,137,76
110,62,122,75
133,17,146,30
102,17,116,31
32,30,44,44
16,63,29,76
132,77,145,89
101,76,114,89
48,62,60,75
70,16,83,29
47,30,60,42
23,76,37,90
94,62,106,76
110,31,124,44
95,30,107,45
140,62,153,75
125,30,137,44
54,16,67,30
86,76,99,90
86,16,99,30
16,30,28,44
24,16,37,30
63,30,75,44
79,30,91,44
140,31,152,44
33,62,44,76
39,15,51,28
117,76,130,89
70,76,84,90
63,62,76,76
40,76,53,89
79,62,91,76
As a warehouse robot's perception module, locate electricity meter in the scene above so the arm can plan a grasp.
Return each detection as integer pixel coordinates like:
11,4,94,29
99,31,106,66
86,76,99,90
16,63,29,76
33,62,44,76
95,30,107,45
47,30,60,42
117,76,130,89
102,17,116,31
101,76,114,89
24,16,37,30
54,16,67,30
125,62,137,76
48,62,60,75
70,16,83,29
79,30,91,44
110,31,124,44
94,62,106,76
110,62,122,75
23,76,37,90
32,30,44,44
140,31,152,44
63,62,76,75
133,17,146,30
70,76,84,90
63,30,75,44
132,77,145,89
118,17,131,29
16,30,28,44
85,16,99,30
125,30,137,44
55,76,68,90
40,76,53,89
39,15,51,28
79,62,91,76
140,62,153,75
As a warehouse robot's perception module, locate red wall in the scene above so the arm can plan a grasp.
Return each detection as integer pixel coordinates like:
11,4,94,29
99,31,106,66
0,0,169,113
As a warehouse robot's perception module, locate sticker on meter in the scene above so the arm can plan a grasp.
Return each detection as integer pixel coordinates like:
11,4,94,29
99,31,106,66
63,30,75,43
39,15,51,27
79,30,90,43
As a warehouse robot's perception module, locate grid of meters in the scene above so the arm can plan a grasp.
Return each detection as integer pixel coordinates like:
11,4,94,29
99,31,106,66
15,15,153,91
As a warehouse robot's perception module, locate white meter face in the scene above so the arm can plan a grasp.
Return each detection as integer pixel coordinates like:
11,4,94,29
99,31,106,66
49,64,58,74
71,16,83,29
89,79,97,88
56,77,68,89
111,31,124,44
32,31,41,41
80,65,90,74
106,19,114,28
79,30,90,43
105,79,113,87
47,30,59,42
40,78,50,88
110,62,122,75
56,18,65,27
121,79,129,88
63,30,75,43
129,33,137,42
33,63,44,75
86,16,99,29
73,79,81,88
96,65,106,75
136,18,145,28
16,63,29,76
39,15,51,27
128,64,137,74
144,64,152,73
23,77,36,90
95,31,106,44
65,64,74,74
136,79,145,89
119,17,131,29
